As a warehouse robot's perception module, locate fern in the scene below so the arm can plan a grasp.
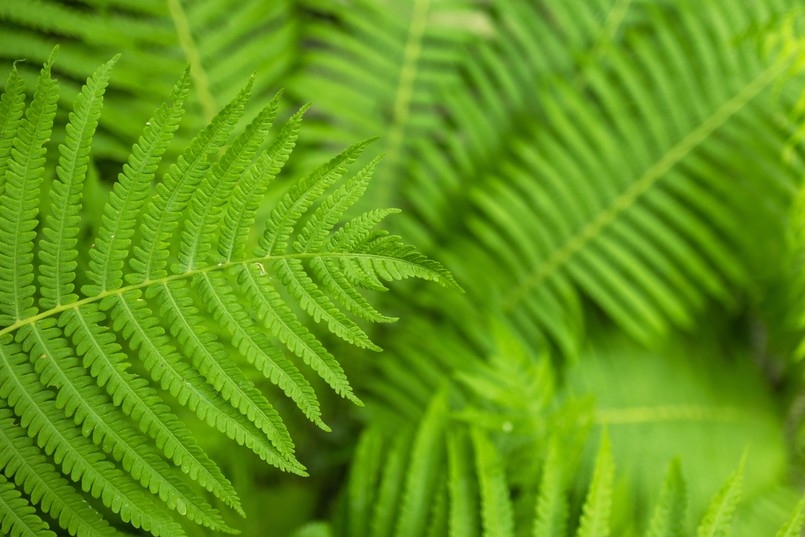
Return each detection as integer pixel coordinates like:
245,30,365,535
333,398,805,537
0,51,457,535
396,0,805,356
646,460,686,537
0,0,298,161
697,458,744,537
575,431,615,537
290,0,494,205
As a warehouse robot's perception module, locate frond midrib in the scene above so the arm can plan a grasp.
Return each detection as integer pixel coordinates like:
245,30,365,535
596,404,744,425
0,250,417,338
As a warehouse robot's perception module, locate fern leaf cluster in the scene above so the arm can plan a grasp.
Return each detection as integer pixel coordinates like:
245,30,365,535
0,49,455,536
3,0,805,536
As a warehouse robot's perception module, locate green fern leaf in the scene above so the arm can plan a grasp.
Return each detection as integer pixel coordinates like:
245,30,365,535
131,76,254,283
60,304,243,514
347,428,384,537
775,496,805,537
39,55,118,310
533,439,568,537
447,428,480,537
238,264,361,406
576,431,615,537
696,459,744,537
370,432,411,537
19,320,232,533
196,270,325,431
646,459,687,537
0,341,183,537
259,138,375,256
0,51,457,535
218,101,309,262
0,407,115,537
0,474,55,537
0,64,26,191
154,279,304,475
84,67,190,296
395,392,449,537
0,47,59,323
471,428,515,537
177,90,281,272
110,291,288,463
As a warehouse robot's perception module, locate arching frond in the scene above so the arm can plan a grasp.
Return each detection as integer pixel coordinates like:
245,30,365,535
400,0,805,356
0,52,457,535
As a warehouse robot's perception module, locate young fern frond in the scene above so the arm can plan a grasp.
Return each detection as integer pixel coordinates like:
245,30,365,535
0,52,457,535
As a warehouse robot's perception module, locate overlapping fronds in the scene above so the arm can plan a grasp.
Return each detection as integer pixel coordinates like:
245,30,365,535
291,0,493,205
0,51,457,535
329,321,798,537
0,0,298,160
330,400,802,537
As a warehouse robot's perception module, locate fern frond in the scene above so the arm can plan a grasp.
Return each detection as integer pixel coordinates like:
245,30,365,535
576,431,614,537
19,320,232,533
154,278,304,474
697,459,744,537
0,474,55,537
110,291,288,463
0,64,26,189
0,47,59,324
0,406,115,537
39,55,117,310
775,496,805,537
393,0,803,357
0,0,299,161
176,90,281,272
395,391,448,537
196,271,325,430
292,0,493,205
471,428,515,537
218,100,308,262
0,52,456,535
447,428,479,537
533,439,568,537
0,341,183,537
131,75,254,283
646,459,687,537
347,428,384,537
60,304,242,513
84,68,190,296
370,432,412,537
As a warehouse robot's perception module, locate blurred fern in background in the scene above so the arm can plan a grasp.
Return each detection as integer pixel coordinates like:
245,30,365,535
3,0,805,536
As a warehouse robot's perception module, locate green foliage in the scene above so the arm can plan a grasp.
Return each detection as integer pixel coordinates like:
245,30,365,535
3,1,805,536
0,51,455,535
